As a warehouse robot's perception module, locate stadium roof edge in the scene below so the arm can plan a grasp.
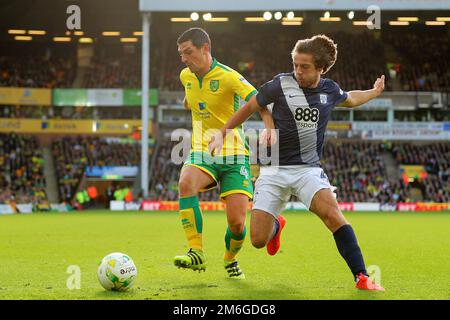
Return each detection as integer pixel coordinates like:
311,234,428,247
139,0,450,12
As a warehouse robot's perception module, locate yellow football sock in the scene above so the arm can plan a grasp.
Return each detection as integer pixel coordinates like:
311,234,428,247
179,195,203,251
224,226,246,261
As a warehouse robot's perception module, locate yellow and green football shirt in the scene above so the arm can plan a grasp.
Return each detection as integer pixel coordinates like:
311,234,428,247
180,58,257,157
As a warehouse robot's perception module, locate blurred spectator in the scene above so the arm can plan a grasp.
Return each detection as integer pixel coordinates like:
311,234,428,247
148,141,219,201
0,30,448,92
383,31,450,92
0,106,142,120
322,141,411,203
0,132,48,207
83,56,140,88
52,136,147,202
391,142,449,202
0,46,76,88
147,140,450,204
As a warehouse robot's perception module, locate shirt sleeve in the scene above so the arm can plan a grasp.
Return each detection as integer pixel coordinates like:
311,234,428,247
332,80,348,106
256,77,279,107
230,71,258,102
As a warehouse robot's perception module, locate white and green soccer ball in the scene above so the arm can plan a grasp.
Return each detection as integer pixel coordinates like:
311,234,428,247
97,252,137,291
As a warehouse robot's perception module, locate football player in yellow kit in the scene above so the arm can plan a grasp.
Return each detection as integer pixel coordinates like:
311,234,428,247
173,28,273,279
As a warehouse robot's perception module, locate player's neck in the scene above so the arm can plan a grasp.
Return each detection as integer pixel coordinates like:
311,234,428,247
295,74,321,89
309,77,321,89
195,56,214,78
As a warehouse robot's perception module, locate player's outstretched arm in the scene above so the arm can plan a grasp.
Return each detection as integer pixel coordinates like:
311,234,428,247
338,75,385,108
208,95,261,155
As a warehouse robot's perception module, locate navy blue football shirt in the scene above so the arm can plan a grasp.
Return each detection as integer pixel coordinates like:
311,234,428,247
256,72,348,166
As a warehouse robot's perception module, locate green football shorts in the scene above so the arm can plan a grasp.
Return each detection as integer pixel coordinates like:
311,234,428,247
183,152,253,199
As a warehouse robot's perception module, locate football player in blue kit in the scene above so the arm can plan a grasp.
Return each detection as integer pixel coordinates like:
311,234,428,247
209,35,385,291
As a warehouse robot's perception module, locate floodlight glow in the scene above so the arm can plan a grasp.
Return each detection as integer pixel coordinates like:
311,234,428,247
203,13,212,21
190,12,199,21
286,11,295,20
263,12,272,21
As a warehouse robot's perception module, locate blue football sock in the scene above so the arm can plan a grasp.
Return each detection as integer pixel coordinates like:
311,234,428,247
333,224,368,280
271,219,280,239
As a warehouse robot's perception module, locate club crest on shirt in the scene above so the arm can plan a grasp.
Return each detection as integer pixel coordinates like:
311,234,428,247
320,94,328,104
210,80,219,92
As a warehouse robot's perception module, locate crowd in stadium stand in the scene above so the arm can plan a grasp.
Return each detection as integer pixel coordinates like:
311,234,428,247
149,141,219,201
0,133,48,208
0,52,76,88
149,142,179,201
391,142,450,202
0,134,447,206
383,31,450,92
0,28,448,208
322,141,408,204
83,56,140,89
155,30,448,93
1,30,447,93
326,32,392,92
52,137,143,202
0,105,142,120
147,140,449,204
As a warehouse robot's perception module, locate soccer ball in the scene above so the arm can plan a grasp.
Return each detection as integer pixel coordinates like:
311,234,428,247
97,252,137,291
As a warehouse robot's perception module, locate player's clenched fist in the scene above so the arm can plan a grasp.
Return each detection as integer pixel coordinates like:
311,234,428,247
208,131,224,156
373,75,385,95
259,128,278,147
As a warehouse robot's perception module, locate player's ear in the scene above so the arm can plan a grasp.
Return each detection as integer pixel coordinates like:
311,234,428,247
318,65,325,74
202,42,211,55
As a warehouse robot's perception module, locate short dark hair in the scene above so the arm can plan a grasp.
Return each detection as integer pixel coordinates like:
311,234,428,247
177,28,211,50
291,35,337,74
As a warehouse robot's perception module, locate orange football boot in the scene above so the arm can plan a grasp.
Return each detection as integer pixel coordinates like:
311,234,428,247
266,215,286,256
355,273,385,291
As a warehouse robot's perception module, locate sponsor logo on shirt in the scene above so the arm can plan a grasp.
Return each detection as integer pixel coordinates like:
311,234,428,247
294,107,320,129
239,77,250,86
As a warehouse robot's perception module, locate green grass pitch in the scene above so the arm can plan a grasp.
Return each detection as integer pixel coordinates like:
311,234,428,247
0,210,449,300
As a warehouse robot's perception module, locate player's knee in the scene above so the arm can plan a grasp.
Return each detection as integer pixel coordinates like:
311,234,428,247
178,179,197,197
228,222,245,236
